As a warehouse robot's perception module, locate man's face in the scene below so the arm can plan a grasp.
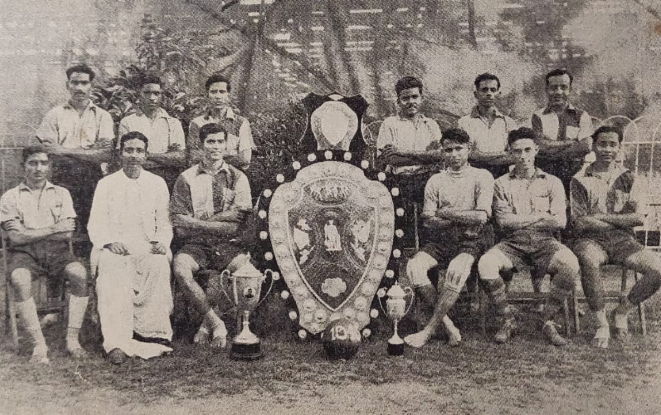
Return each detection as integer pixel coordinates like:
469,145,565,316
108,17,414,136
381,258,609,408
442,139,470,170
24,152,50,184
208,82,231,109
202,132,228,161
66,72,92,103
474,79,500,108
546,74,571,107
593,131,621,163
140,83,162,112
397,87,422,118
509,138,538,170
120,138,147,168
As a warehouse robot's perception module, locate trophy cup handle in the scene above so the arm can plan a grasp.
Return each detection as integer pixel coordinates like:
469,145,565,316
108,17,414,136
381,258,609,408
218,269,237,306
257,269,276,308
403,286,415,316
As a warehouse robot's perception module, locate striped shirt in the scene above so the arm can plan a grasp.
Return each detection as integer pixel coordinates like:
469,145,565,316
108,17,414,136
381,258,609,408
531,103,593,142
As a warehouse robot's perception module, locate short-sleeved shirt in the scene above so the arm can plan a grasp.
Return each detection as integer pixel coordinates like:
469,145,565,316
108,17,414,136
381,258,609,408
493,168,567,238
36,101,115,149
0,181,76,232
531,103,593,143
458,107,516,154
570,165,647,235
188,108,255,156
376,114,442,175
118,108,185,154
170,162,251,246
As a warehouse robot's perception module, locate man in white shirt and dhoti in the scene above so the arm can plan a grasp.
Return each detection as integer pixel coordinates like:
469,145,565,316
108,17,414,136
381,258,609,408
88,131,174,365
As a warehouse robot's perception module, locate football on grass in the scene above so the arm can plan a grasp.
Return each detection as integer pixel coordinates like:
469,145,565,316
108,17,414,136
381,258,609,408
321,318,362,360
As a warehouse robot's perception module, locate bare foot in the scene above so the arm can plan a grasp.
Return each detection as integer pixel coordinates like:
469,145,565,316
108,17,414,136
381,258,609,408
210,335,227,349
30,344,50,365
404,329,433,348
591,325,610,349
193,328,210,345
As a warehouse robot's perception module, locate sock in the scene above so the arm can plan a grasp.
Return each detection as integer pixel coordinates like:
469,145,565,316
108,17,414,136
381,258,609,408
67,295,89,350
482,278,509,316
614,298,635,329
16,298,46,347
594,309,608,328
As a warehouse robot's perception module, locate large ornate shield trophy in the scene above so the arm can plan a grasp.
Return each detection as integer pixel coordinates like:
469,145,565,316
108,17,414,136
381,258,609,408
257,93,405,337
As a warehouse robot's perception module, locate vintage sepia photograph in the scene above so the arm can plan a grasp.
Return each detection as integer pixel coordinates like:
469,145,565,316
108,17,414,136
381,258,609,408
1,0,661,414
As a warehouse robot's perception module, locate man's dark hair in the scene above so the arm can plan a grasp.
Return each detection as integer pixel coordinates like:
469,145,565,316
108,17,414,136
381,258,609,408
474,73,501,90
205,73,231,92
199,123,227,143
140,73,163,89
119,131,149,152
545,68,573,86
22,145,50,164
395,76,423,97
592,125,623,143
507,127,538,147
441,128,471,145
66,64,95,81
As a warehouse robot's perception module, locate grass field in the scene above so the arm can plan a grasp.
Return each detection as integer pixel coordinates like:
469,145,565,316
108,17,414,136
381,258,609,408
2,274,661,415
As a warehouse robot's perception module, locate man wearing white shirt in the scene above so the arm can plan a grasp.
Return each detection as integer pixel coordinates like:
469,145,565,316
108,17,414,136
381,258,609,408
88,131,174,365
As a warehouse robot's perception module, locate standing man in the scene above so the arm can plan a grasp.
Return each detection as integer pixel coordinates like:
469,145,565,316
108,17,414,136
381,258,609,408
571,126,661,348
458,73,516,179
187,74,255,171
404,129,494,348
0,146,89,363
88,131,174,365
532,68,594,193
36,63,115,230
118,74,186,186
172,124,254,347
478,127,580,346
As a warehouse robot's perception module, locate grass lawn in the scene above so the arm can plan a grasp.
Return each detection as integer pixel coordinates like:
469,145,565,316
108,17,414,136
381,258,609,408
2,274,661,414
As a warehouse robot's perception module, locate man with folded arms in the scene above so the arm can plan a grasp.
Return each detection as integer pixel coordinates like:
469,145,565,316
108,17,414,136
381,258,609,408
0,146,89,363
88,131,174,365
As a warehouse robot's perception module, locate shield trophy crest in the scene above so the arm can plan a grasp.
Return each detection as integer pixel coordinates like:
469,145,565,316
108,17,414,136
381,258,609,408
266,93,396,335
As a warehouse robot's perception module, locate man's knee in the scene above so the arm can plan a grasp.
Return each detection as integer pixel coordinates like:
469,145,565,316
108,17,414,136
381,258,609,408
444,253,474,292
478,250,505,281
10,268,32,299
549,249,580,291
405,253,435,288
574,242,606,271
173,253,198,283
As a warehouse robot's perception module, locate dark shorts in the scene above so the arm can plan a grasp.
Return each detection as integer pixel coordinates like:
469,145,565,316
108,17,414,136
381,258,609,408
573,230,644,265
421,225,494,268
8,241,78,280
176,242,244,272
492,231,568,275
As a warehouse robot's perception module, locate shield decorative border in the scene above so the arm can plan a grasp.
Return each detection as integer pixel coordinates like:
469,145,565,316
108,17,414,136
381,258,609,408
269,161,394,334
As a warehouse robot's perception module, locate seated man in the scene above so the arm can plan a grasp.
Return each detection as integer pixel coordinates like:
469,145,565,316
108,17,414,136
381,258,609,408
0,146,89,363
88,132,174,365
571,126,661,348
404,129,495,348
172,123,254,347
478,127,580,346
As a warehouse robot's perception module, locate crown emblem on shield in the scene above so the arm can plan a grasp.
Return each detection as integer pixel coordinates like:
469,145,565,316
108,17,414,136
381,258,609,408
255,93,406,338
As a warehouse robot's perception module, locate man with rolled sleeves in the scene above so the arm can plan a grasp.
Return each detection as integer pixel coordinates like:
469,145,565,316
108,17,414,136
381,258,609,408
571,126,661,348
172,123,254,347
478,127,580,346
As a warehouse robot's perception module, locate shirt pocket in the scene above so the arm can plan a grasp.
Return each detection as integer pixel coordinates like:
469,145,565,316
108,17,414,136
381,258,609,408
530,190,550,214
609,189,631,213
50,201,64,221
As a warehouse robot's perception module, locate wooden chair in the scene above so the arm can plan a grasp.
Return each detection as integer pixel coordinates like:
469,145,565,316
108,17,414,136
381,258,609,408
2,231,72,351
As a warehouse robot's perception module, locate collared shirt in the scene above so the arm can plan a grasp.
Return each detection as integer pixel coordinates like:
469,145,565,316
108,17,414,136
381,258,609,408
423,166,494,218
570,165,647,225
118,108,185,154
0,181,76,231
377,114,442,175
531,103,593,142
171,162,252,221
188,107,255,155
36,101,115,149
493,168,566,230
87,169,172,249
458,107,516,154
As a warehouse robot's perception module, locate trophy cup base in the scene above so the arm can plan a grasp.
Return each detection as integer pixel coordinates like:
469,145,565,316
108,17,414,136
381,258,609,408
230,341,264,361
387,341,405,356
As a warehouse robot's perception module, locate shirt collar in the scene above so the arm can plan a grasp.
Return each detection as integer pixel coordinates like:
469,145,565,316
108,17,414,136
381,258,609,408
205,106,236,121
63,100,97,112
197,161,230,176
397,113,427,123
134,107,171,119
542,102,576,115
509,167,547,179
584,164,629,178
470,106,506,119
19,181,56,192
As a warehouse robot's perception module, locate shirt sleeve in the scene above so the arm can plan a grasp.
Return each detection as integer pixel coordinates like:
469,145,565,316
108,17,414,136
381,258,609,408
170,175,194,216
98,109,115,142
238,119,255,152
232,173,253,210
475,171,495,218
548,176,567,226
376,118,393,151
171,119,186,150
569,177,589,220
35,108,60,145
492,178,513,218
0,191,21,231
422,175,439,217
578,111,594,141
59,188,77,220
428,120,443,145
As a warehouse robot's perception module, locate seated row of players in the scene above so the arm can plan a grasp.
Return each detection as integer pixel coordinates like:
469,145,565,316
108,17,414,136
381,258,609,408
1,124,253,365
404,126,661,350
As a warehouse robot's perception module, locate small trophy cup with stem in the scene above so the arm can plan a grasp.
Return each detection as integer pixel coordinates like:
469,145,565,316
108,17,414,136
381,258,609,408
380,281,414,356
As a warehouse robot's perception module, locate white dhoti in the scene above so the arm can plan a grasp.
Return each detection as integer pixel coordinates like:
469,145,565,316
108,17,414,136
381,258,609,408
95,247,173,359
